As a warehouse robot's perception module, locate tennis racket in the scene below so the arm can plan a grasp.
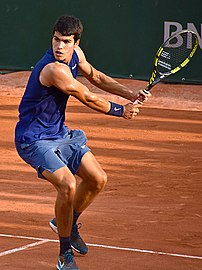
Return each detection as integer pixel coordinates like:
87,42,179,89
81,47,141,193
134,29,199,104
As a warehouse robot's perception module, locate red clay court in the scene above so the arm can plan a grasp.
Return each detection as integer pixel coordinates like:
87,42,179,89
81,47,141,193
0,72,202,269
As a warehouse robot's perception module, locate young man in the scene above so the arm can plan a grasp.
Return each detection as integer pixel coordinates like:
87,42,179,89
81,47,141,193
15,15,149,270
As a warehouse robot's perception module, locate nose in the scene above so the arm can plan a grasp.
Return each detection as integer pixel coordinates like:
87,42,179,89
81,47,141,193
57,40,64,49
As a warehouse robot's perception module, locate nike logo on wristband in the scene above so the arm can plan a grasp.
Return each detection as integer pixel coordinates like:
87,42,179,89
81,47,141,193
114,107,122,111
107,101,123,117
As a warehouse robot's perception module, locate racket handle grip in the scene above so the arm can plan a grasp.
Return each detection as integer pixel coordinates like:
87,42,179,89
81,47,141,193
133,89,150,104
133,99,142,105
143,89,150,95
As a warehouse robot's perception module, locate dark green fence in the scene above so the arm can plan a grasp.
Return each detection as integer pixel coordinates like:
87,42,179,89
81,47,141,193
0,0,201,83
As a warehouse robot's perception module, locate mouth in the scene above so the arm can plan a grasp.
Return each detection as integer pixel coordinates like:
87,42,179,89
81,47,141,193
55,50,63,57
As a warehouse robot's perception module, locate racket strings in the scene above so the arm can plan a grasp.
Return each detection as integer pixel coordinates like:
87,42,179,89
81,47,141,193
157,32,197,74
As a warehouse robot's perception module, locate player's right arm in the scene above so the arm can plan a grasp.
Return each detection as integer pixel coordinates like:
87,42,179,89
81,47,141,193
39,62,141,119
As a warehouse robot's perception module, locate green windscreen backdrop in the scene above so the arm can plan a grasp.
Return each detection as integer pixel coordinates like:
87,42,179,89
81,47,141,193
0,0,201,83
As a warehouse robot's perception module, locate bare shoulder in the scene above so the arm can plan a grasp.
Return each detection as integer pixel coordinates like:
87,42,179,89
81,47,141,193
74,45,86,62
74,45,94,77
40,62,71,86
43,61,70,74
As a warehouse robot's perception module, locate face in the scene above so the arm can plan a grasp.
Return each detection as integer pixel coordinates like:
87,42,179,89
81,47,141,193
52,31,79,63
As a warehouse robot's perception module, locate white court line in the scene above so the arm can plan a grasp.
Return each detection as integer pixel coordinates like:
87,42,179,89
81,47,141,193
0,239,49,257
0,233,58,243
87,243,202,260
0,233,201,260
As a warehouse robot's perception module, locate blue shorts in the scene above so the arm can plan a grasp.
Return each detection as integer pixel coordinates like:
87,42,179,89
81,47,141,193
15,129,90,179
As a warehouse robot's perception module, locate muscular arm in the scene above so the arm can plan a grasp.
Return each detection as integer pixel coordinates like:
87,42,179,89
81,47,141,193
81,64,135,100
76,46,140,101
40,62,111,113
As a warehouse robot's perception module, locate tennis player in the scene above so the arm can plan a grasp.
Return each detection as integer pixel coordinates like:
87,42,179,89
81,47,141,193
15,15,149,270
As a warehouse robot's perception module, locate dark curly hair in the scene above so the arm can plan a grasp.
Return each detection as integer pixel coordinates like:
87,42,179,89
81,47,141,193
53,15,83,43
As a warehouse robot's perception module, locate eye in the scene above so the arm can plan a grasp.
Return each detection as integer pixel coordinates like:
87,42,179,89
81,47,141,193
54,36,60,42
64,40,71,44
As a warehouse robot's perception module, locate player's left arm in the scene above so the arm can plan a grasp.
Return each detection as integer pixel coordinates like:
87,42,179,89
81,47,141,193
75,46,149,103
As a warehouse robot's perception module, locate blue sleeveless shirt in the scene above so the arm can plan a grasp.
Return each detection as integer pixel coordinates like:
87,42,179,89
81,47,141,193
15,48,79,143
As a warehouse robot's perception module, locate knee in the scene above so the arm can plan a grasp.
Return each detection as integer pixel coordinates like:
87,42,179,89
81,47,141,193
93,170,108,192
57,176,77,201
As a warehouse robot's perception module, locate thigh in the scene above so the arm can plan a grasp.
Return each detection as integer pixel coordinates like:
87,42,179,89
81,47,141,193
15,140,66,179
42,166,76,191
76,151,106,183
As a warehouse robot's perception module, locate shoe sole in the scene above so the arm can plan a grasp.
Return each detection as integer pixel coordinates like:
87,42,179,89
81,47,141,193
49,221,87,255
56,264,79,270
49,220,58,234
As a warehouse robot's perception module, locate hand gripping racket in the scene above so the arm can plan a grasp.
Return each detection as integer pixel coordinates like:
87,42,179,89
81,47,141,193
134,30,199,104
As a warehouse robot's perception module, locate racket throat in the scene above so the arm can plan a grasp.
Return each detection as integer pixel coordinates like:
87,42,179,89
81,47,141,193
145,74,166,92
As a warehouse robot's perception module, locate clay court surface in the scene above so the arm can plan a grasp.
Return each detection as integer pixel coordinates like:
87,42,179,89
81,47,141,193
0,71,201,269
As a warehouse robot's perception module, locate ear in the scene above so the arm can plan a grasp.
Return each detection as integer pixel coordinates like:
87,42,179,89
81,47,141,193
75,39,80,46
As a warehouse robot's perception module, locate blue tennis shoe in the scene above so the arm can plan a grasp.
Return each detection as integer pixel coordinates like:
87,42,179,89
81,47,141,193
50,218,88,255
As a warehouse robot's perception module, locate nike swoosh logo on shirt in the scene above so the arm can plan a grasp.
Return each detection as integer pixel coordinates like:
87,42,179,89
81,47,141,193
72,64,77,70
